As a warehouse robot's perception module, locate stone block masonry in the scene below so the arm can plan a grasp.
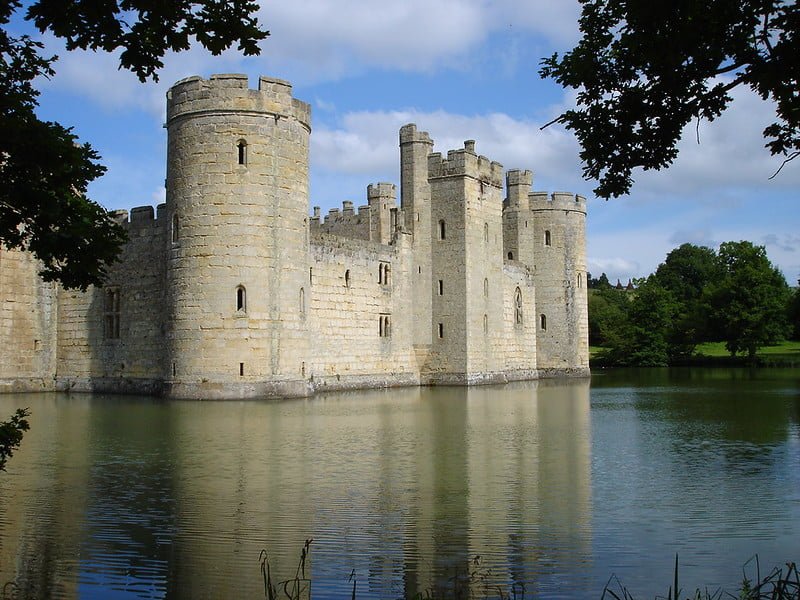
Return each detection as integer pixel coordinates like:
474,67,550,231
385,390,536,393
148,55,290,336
0,73,588,399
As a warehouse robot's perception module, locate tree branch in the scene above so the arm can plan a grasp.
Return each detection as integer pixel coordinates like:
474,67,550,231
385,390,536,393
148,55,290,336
714,62,746,75
768,150,799,179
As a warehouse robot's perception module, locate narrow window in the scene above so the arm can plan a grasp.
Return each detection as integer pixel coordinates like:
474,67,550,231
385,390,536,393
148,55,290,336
299,287,305,315
239,362,245,376
484,278,489,297
104,288,120,339
379,262,391,286
525,220,528,228
508,251,514,260
237,140,247,165
577,273,582,288
418,266,422,274
344,270,351,288
438,279,443,295
379,314,391,337
540,314,547,331
438,323,444,338
514,287,523,326
544,230,551,246
438,220,446,240
236,286,246,312
172,362,176,377
484,222,489,243
483,314,488,334
309,267,313,285
172,213,179,243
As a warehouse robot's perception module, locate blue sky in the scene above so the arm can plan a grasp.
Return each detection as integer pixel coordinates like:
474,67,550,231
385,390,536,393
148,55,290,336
17,0,800,284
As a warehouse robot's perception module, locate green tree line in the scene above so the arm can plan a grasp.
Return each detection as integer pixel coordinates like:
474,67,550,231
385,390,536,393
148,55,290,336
589,241,799,366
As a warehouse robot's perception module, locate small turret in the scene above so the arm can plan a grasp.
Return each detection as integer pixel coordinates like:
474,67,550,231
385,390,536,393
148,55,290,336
367,182,396,245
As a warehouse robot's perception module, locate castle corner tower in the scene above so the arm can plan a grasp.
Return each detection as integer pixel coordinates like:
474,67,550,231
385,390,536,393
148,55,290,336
164,74,312,399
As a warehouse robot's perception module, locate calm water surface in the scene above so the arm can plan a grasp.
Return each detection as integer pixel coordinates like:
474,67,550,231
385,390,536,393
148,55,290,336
0,368,798,599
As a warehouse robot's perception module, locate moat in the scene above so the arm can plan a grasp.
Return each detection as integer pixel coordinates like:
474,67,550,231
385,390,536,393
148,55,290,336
1,369,798,599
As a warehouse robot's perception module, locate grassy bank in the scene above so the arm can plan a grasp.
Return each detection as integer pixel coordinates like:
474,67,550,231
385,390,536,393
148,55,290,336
591,340,800,368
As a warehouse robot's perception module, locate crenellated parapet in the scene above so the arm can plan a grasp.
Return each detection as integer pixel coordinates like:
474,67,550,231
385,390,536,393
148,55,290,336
529,191,587,214
399,123,433,146
312,182,399,245
427,140,504,188
108,203,168,232
166,74,311,131
367,182,396,202
506,169,533,207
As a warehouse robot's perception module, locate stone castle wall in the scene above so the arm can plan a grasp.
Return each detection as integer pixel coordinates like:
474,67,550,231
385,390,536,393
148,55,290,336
55,206,167,394
0,248,58,391
307,232,418,390
0,74,589,398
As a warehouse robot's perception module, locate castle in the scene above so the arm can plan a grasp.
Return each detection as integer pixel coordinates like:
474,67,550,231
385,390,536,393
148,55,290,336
0,74,589,399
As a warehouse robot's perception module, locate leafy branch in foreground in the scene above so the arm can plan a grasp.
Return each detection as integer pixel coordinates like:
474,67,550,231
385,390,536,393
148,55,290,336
540,0,800,198
0,408,30,471
1,0,268,289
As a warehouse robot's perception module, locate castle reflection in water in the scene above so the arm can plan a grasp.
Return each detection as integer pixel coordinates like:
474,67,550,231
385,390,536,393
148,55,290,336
0,379,591,599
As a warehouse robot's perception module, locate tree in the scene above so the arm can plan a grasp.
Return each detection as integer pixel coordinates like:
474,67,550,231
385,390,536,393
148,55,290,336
0,408,29,471
1,0,268,289
703,241,790,358
653,243,721,355
588,272,612,289
588,286,629,346
540,0,799,198
603,275,679,366
790,280,800,340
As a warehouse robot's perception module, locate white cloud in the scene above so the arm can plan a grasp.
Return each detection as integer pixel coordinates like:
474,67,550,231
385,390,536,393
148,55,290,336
629,83,800,198
37,33,262,119
258,0,580,80
36,0,582,108
311,108,585,193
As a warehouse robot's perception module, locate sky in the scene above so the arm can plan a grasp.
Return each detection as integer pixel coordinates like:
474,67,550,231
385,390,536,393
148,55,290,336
14,0,800,284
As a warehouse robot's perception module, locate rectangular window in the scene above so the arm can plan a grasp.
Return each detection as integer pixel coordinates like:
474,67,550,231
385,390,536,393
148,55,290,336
438,323,444,338
104,288,120,339
438,279,443,295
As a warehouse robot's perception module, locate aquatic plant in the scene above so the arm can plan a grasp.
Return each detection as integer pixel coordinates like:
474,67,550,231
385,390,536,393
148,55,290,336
259,538,313,600
601,555,799,600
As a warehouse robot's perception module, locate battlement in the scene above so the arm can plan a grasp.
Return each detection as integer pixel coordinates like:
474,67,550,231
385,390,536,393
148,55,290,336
319,201,375,224
506,169,533,207
399,123,433,146
507,169,533,187
427,140,504,187
528,191,587,214
166,73,311,130
108,204,168,228
367,182,397,201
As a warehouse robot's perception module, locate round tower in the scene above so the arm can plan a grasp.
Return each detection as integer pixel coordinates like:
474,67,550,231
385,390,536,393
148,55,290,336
531,192,589,375
164,74,312,398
